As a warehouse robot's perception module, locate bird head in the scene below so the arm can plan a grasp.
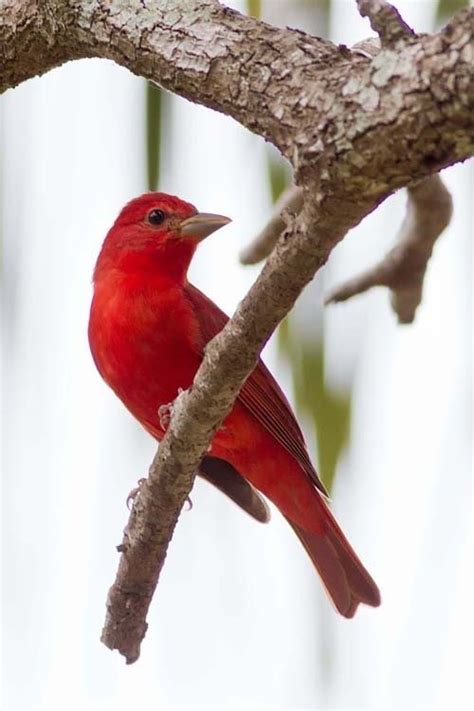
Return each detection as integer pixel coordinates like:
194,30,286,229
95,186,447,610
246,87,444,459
94,192,231,282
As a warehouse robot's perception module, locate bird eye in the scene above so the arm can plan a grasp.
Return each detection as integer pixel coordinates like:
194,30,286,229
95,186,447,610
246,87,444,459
148,209,166,226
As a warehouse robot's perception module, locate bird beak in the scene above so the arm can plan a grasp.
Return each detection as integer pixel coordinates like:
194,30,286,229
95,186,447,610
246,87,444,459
179,213,231,240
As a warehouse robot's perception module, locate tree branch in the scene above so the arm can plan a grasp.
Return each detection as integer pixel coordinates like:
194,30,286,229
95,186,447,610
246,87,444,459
1,2,473,175
0,1,80,91
324,175,453,323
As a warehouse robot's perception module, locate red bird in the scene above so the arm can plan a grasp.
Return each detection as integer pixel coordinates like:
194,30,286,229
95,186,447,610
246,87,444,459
89,192,380,618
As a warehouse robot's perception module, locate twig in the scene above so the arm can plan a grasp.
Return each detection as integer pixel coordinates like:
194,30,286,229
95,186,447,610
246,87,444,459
325,175,453,323
240,185,304,265
356,0,415,45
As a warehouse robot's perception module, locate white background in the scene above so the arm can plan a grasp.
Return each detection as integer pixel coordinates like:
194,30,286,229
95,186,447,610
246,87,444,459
1,1,472,709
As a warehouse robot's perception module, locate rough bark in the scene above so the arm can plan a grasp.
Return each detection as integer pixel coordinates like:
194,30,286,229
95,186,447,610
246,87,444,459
1,1,473,180
1,0,473,663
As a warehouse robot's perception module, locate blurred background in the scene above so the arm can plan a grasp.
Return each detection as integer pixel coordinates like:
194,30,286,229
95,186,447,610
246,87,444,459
1,0,472,709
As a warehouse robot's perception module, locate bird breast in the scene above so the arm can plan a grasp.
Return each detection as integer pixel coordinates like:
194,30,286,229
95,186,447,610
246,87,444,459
88,275,202,430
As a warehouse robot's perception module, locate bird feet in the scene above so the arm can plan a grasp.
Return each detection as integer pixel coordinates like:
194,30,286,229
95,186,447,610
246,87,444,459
158,388,185,431
125,477,193,511
126,477,147,510
158,403,173,431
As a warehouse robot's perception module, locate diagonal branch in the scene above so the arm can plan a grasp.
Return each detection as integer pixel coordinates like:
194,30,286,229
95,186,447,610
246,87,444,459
324,175,453,323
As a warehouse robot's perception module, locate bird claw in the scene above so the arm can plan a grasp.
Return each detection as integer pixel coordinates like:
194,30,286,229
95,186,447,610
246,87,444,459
158,403,172,431
126,477,147,509
158,388,185,431
126,480,192,512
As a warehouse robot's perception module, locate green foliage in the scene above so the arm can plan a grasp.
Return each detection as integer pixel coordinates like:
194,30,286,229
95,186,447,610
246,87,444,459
246,0,261,19
146,82,161,191
268,153,291,203
436,0,468,22
278,320,351,493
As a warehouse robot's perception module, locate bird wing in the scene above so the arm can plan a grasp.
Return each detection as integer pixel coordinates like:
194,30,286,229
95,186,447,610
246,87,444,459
185,284,328,497
199,456,270,523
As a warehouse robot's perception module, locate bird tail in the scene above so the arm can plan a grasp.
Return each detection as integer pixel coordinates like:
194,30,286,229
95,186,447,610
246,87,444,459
286,502,381,618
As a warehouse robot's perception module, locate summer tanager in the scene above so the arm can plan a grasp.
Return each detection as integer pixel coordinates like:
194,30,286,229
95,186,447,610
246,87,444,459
88,192,380,618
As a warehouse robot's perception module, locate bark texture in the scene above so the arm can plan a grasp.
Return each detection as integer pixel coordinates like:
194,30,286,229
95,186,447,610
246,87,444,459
1,0,473,663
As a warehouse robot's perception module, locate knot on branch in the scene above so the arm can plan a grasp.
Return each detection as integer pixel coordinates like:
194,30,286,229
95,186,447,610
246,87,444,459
356,0,415,46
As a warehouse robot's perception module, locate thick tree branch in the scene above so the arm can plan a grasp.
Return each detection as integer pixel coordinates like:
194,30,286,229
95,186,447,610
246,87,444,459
325,175,453,323
1,2,473,178
0,1,73,89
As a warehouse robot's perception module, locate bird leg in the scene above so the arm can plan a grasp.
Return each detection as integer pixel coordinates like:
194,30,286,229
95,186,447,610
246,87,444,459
158,388,185,431
126,476,192,511
126,477,147,510
158,403,172,431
